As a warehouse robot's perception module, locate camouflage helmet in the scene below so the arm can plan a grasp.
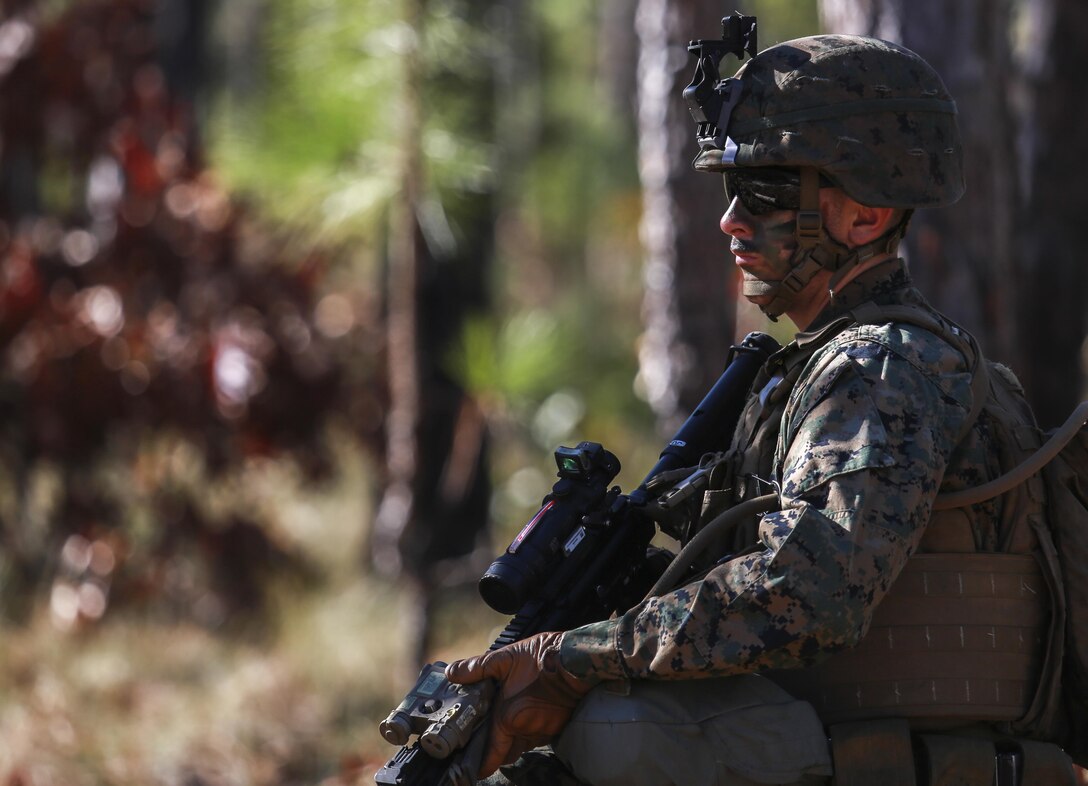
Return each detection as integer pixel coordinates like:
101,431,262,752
693,35,965,208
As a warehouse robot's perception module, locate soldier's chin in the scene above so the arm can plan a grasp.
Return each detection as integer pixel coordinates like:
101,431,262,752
741,292,773,307
741,278,778,306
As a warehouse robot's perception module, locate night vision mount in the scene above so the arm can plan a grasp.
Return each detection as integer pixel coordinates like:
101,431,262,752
684,13,757,153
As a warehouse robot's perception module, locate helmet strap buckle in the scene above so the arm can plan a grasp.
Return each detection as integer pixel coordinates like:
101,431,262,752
796,167,822,249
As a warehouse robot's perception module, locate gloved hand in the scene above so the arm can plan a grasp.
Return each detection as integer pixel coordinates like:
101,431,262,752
445,631,596,778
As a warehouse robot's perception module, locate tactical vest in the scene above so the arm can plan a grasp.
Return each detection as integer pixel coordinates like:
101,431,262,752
703,302,1054,732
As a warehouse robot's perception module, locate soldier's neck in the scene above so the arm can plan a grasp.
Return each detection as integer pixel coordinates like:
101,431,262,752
785,252,898,330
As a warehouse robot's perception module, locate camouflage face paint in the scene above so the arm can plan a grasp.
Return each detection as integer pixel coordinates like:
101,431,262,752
727,211,799,294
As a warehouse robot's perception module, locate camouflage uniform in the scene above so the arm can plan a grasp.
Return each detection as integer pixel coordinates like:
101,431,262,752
524,258,1038,786
559,257,985,682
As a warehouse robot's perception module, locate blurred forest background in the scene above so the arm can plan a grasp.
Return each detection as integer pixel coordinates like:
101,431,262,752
0,0,1085,784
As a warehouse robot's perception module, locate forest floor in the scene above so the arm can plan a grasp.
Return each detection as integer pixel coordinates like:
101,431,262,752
0,572,503,786
0,437,508,786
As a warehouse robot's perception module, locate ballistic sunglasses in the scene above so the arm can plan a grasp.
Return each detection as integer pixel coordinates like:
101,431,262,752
724,168,835,215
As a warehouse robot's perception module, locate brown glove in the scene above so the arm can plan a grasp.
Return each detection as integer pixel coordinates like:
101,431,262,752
445,631,596,778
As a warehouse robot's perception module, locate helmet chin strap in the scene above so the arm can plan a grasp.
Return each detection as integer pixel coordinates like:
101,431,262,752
753,167,909,320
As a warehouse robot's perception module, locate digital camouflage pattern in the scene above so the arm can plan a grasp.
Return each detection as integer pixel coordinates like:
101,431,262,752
693,35,965,208
560,259,1005,682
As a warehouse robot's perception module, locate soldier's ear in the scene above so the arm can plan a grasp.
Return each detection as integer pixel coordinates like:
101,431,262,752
841,199,898,248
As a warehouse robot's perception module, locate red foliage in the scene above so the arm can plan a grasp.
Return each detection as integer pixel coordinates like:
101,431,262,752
0,0,378,625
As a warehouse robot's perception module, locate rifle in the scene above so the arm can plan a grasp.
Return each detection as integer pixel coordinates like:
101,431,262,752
374,331,779,786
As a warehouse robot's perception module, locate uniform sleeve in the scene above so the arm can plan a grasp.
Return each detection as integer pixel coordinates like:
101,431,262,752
561,330,974,682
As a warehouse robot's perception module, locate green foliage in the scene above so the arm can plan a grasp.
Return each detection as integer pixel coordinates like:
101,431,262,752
209,0,397,246
203,0,823,519
209,0,502,256
212,0,828,447
751,0,822,45
454,311,563,404
512,7,639,265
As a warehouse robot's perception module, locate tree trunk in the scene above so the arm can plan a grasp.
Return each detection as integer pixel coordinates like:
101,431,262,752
371,0,426,580
370,0,495,662
1012,0,1088,423
636,0,738,429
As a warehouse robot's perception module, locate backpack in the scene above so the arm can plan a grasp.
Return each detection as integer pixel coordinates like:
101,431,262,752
912,351,1088,765
1032,412,1088,766
868,318,1088,765
846,305,1088,766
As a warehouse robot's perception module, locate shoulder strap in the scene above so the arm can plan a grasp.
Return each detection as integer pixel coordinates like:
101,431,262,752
847,304,1088,510
933,401,1088,510
847,301,989,446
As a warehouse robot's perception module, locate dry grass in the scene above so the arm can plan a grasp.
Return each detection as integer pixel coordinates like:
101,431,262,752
0,571,503,786
0,435,507,786
1,613,337,785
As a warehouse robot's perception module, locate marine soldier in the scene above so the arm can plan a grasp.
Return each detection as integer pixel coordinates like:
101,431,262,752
446,34,1076,786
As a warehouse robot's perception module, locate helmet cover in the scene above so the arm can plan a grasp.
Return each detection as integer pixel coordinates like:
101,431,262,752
693,35,965,208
